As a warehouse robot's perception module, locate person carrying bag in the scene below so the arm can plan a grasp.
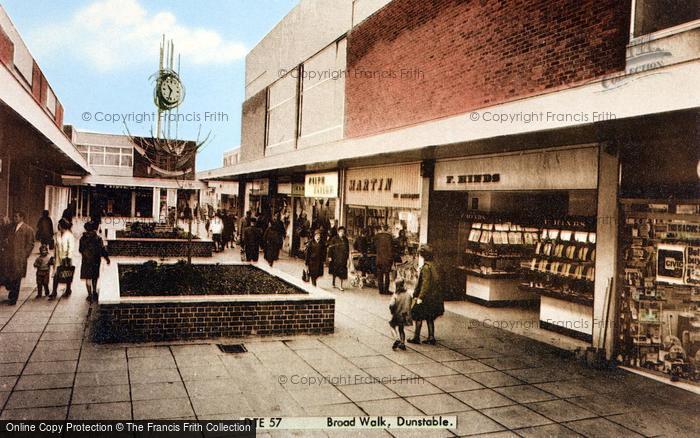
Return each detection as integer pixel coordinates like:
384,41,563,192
49,219,75,300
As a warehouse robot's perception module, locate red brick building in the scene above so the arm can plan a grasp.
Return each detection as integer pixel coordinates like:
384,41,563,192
199,0,699,385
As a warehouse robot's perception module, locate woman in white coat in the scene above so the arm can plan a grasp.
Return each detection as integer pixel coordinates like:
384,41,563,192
49,218,75,300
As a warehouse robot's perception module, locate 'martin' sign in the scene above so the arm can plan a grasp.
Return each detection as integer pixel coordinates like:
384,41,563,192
348,178,393,192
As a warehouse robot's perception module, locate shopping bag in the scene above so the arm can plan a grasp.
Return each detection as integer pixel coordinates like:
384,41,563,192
302,269,309,283
55,264,75,284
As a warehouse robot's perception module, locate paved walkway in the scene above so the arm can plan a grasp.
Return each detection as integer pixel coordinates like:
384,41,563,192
0,246,698,437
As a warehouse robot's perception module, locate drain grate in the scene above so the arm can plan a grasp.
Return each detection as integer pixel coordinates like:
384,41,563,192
217,344,247,354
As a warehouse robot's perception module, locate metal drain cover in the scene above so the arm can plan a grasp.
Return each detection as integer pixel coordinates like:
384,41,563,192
217,344,247,354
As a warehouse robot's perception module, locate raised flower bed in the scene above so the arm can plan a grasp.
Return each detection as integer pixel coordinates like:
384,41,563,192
94,261,335,342
108,223,212,257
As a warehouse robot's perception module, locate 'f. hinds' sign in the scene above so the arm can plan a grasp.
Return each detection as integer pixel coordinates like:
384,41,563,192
348,178,393,192
445,173,500,184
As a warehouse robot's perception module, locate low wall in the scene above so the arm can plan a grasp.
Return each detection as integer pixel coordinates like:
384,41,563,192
107,238,213,257
94,262,335,343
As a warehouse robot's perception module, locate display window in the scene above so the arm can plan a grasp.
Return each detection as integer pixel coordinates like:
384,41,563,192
346,206,420,255
616,200,700,384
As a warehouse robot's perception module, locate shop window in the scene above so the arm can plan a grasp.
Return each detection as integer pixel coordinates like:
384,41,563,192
135,189,154,218
633,0,700,37
617,200,700,385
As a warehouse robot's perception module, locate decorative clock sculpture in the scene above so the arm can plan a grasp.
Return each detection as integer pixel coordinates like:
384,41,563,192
154,71,184,110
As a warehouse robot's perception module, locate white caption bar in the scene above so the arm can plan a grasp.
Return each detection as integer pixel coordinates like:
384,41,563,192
239,416,457,430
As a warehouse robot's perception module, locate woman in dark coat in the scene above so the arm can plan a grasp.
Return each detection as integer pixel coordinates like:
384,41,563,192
262,222,283,267
79,221,110,303
328,226,349,291
408,245,443,345
305,230,325,286
36,210,54,248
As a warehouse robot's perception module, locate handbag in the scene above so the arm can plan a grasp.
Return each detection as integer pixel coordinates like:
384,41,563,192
302,269,309,283
55,258,75,284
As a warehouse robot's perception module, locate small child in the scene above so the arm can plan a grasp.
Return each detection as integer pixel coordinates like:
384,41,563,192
389,280,412,350
33,245,54,298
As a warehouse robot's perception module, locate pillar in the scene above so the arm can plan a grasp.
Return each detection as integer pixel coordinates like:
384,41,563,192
593,144,620,358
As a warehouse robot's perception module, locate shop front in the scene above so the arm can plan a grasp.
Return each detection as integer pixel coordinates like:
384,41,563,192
344,163,422,255
432,145,602,342
614,118,700,387
289,171,339,258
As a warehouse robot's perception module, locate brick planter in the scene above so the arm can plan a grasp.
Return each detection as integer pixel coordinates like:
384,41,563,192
107,238,214,257
94,262,335,343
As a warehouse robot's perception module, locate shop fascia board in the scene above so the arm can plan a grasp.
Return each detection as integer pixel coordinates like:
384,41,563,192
71,174,207,190
0,63,92,174
202,60,700,180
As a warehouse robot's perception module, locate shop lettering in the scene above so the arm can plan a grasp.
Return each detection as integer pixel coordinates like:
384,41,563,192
348,178,393,192
445,173,500,184
664,258,683,271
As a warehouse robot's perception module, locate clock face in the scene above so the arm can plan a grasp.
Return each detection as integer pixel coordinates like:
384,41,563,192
157,74,183,107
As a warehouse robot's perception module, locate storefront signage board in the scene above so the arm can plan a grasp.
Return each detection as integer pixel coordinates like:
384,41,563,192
345,163,422,209
304,172,338,198
434,146,598,191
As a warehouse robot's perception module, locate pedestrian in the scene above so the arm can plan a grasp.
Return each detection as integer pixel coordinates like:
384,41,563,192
49,218,75,300
79,221,110,303
305,229,325,286
35,210,54,249
238,210,252,242
408,245,443,345
33,244,54,298
210,212,224,252
243,217,262,262
222,210,234,249
61,202,75,224
374,224,394,295
6,212,35,305
0,216,12,288
262,221,283,267
328,226,349,291
389,280,412,350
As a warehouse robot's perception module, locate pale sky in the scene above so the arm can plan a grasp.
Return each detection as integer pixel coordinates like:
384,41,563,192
3,0,298,170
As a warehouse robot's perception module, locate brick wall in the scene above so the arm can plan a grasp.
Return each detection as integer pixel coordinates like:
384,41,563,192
95,300,335,342
0,26,12,68
239,88,268,162
345,0,631,137
107,239,214,257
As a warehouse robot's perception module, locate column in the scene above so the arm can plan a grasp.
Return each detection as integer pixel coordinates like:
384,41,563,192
130,190,136,217
593,144,620,359
152,187,160,220
419,176,431,245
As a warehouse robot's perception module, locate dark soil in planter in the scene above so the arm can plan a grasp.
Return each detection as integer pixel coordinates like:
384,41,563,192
119,261,305,296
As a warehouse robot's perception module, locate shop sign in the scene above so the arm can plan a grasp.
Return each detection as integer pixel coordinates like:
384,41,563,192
291,183,305,197
345,164,422,209
249,179,269,196
434,146,598,191
304,172,338,198
657,243,685,285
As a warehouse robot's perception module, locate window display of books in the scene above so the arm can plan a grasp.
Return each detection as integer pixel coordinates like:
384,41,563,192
518,228,596,305
460,220,539,278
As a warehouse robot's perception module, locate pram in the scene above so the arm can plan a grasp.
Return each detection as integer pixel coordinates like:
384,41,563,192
350,251,377,289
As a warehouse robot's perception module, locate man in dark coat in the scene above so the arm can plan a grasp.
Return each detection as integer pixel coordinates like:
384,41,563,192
242,217,262,262
374,224,394,295
328,226,349,290
305,230,325,286
6,212,35,305
36,210,54,248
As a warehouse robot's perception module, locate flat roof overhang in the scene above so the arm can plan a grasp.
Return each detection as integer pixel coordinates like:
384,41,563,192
0,63,91,175
198,60,699,181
